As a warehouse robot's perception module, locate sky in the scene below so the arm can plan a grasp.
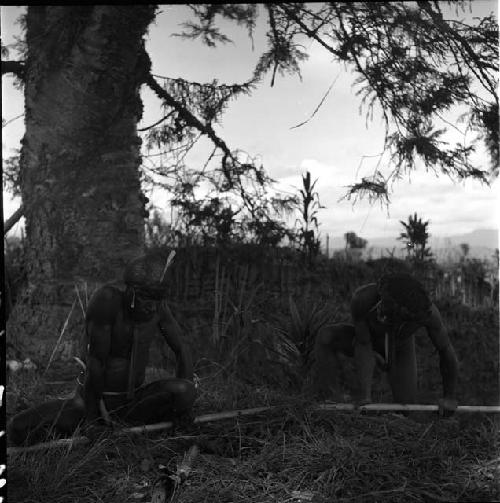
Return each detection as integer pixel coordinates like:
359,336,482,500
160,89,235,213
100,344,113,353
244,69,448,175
2,3,499,245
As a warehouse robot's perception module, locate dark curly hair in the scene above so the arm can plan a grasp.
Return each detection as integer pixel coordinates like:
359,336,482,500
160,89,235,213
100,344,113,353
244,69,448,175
377,273,431,321
123,250,174,299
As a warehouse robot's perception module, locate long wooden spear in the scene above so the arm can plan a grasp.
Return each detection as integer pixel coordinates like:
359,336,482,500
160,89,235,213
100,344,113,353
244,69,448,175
317,403,500,413
8,403,500,455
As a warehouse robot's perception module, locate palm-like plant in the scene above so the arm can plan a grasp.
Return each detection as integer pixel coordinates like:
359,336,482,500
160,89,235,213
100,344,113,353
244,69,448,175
286,296,338,373
398,212,433,263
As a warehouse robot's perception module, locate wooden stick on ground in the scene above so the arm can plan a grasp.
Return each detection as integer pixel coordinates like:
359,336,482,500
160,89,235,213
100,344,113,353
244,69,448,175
124,406,276,435
8,403,500,455
317,403,500,413
6,406,276,455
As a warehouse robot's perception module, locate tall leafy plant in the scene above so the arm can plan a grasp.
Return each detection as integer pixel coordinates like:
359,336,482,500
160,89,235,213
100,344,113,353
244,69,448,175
296,171,324,262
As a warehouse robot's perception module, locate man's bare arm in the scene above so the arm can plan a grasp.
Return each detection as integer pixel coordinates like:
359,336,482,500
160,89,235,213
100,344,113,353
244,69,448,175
425,304,459,399
353,320,376,403
84,321,111,420
158,299,194,380
351,284,378,403
83,286,118,420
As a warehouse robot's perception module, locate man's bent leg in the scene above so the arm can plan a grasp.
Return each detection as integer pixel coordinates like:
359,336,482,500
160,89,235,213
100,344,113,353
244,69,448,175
123,378,196,424
311,323,355,400
388,334,418,404
8,397,85,446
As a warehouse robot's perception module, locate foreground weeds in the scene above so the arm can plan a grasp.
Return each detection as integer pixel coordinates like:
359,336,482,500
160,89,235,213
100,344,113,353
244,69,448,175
180,411,500,503
8,377,500,503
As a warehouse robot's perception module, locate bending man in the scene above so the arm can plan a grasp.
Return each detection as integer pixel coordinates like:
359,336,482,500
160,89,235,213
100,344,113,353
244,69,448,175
9,251,196,445
313,273,458,414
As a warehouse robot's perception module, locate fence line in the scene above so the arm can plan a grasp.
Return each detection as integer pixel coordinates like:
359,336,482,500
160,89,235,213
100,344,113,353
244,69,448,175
162,247,498,309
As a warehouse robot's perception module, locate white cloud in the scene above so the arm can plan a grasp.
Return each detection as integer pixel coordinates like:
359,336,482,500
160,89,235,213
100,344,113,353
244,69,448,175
273,155,498,240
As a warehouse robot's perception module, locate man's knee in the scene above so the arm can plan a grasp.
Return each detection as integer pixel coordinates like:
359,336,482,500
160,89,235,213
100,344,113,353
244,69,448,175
169,378,196,411
8,408,48,446
159,377,194,394
8,399,84,445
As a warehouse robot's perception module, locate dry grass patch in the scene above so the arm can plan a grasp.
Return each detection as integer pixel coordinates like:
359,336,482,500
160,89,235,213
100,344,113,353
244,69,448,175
9,399,500,503
8,371,499,503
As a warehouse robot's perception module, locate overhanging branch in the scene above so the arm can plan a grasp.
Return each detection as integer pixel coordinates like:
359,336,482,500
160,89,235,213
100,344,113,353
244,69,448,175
277,4,341,58
417,0,498,101
144,72,238,186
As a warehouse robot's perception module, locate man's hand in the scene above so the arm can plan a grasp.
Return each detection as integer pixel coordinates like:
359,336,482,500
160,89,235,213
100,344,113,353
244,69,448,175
353,395,372,411
84,399,121,436
99,398,112,425
353,334,375,407
438,397,458,417
157,299,194,381
373,351,388,371
98,398,122,429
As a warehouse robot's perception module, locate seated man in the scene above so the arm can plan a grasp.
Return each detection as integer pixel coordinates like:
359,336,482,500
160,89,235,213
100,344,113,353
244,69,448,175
8,251,196,446
312,273,458,415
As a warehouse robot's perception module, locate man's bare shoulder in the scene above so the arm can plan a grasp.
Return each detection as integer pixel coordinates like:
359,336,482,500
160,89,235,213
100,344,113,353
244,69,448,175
351,283,379,320
422,303,444,329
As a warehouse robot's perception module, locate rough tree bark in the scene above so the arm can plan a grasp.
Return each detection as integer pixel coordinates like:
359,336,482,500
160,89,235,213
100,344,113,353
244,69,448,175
9,6,156,362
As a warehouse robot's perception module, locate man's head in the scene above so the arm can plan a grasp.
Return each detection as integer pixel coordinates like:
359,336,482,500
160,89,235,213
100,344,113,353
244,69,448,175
376,273,431,325
123,251,173,321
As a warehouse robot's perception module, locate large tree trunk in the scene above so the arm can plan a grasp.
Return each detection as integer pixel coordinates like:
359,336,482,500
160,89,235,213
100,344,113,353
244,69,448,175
8,6,156,363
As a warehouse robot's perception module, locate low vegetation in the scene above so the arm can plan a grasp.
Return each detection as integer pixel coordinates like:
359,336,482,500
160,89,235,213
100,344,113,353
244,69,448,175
8,374,500,503
6,234,499,502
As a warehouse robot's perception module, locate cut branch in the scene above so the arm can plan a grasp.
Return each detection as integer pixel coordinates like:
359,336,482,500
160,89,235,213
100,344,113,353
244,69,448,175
1,60,25,79
137,110,175,132
4,205,24,235
2,113,25,128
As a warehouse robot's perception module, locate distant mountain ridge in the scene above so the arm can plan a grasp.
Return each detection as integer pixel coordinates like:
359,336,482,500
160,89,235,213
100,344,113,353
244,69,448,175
369,228,498,250
430,228,499,249
327,228,498,261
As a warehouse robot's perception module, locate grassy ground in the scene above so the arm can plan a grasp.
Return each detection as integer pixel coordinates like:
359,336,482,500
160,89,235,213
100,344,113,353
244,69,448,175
7,271,499,502
8,371,500,503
